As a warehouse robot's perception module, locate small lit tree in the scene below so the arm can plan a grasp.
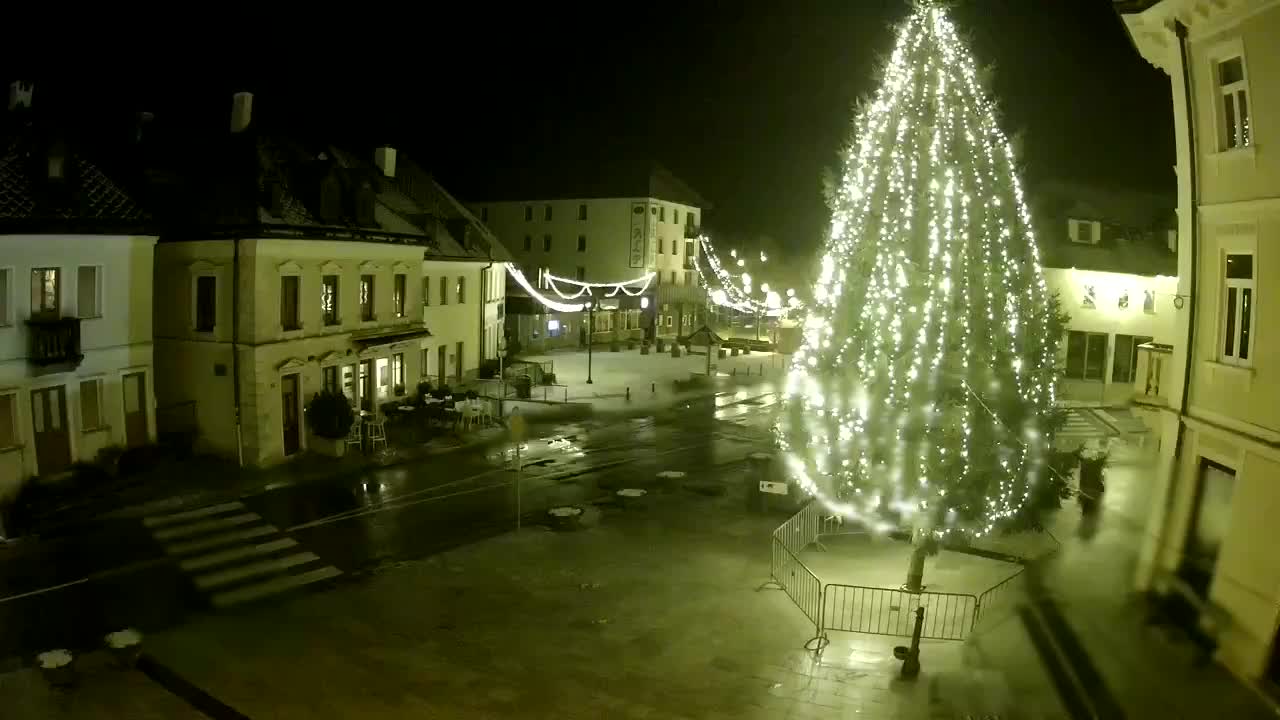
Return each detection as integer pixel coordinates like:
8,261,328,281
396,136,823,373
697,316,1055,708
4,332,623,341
775,2,1065,591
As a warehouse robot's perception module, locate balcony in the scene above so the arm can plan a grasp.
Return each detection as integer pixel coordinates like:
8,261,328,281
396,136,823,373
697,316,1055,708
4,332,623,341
684,224,701,239
26,316,83,367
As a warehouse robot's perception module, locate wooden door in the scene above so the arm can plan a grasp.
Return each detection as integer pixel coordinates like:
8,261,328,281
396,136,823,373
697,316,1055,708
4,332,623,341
31,386,71,476
281,373,300,456
123,371,148,448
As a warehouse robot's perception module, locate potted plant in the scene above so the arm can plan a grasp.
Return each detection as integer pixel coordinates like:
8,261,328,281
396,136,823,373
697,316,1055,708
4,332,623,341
36,649,74,687
105,629,142,668
305,391,355,457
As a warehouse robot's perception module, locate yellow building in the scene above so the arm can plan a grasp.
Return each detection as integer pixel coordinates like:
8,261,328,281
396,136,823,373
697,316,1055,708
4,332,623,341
1119,0,1280,687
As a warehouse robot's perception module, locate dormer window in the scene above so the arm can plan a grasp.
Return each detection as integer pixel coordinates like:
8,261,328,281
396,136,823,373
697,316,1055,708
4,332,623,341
1069,219,1099,245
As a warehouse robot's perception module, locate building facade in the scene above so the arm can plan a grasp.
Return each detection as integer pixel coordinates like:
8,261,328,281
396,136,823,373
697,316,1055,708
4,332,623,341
471,164,707,353
1120,0,1280,687
153,96,505,467
0,86,158,498
1032,180,1179,404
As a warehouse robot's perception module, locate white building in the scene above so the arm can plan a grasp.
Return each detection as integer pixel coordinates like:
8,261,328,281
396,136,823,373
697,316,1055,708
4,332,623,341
153,96,506,467
1031,180,1179,404
470,162,707,352
0,87,157,496
1120,0,1280,687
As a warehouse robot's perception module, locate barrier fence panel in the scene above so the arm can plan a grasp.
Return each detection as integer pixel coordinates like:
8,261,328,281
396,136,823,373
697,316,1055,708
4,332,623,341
823,584,978,641
974,567,1025,626
770,538,823,634
772,500,823,556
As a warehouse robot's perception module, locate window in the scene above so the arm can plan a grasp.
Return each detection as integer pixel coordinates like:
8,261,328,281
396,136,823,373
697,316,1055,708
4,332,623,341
1221,253,1254,365
671,240,678,255
394,273,407,318
360,274,375,321
523,235,532,251
392,353,405,394
670,270,677,284
543,234,552,252
1112,334,1153,384
281,275,301,330
524,205,533,221
673,209,680,225
1144,289,1156,314
439,275,448,305
80,379,103,430
0,268,10,325
659,206,666,222
30,267,59,316
578,203,588,220
1217,56,1251,150
688,212,697,227
455,341,464,382
685,241,694,259
480,207,489,222
576,266,586,281
658,240,664,254
1081,284,1096,309
1065,331,1108,381
195,275,216,332
77,266,101,318
322,275,339,325
421,348,431,377
456,276,466,304
544,205,553,221
0,393,16,447
1070,220,1097,245
685,271,693,286
577,235,587,252
322,365,338,394
422,276,430,307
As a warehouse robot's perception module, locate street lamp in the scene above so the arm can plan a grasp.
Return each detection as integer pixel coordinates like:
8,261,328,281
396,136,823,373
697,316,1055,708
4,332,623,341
585,300,594,385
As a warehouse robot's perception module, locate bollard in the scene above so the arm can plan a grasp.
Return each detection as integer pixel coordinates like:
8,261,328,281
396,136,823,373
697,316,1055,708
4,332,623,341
651,382,656,394
626,387,631,401
732,367,737,376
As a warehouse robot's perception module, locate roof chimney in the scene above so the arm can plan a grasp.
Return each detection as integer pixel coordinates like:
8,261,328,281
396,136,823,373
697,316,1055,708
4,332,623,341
8,81,33,111
374,146,397,178
230,92,253,133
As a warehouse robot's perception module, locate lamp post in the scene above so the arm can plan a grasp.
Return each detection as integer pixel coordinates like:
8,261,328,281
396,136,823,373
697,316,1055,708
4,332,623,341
585,299,594,385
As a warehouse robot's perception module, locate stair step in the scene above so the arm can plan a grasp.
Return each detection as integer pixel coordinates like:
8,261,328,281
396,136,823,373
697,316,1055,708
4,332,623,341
152,513,262,541
163,525,277,556
194,552,320,590
211,566,343,608
180,538,299,572
143,501,246,528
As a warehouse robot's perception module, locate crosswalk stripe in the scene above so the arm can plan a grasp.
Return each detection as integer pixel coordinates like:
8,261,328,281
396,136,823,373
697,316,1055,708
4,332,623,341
152,513,261,541
163,525,277,555
179,538,299,572
194,552,321,590
211,566,343,608
143,501,247,528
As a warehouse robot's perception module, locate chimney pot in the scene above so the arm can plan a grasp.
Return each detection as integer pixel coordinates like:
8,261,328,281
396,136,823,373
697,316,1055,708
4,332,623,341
374,146,397,178
230,92,253,134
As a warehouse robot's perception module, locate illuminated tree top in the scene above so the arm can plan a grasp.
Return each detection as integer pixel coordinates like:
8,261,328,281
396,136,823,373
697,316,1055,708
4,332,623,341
776,2,1061,540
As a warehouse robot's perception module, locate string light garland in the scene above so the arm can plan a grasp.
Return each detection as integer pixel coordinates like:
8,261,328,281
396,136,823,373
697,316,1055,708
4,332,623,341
774,3,1060,542
693,235,799,316
545,271,655,299
505,264,585,312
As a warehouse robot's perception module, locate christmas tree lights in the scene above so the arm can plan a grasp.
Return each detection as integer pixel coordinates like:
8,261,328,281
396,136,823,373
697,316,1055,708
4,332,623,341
693,235,801,316
774,3,1062,556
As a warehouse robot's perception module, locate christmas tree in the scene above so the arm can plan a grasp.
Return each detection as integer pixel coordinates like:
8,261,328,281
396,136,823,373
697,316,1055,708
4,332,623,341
775,2,1066,590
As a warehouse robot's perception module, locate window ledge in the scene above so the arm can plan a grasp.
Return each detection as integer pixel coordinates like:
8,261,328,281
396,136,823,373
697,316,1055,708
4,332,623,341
1211,145,1257,160
1202,359,1254,377
78,314,103,321
81,425,110,435
0,443,23,455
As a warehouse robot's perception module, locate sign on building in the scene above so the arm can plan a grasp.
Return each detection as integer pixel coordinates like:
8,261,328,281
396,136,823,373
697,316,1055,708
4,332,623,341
629,203,646,268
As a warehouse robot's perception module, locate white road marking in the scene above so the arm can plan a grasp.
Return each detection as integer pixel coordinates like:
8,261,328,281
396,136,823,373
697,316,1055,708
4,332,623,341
179,538,298,572
142,501,246,528
211,566,342,608
194,552,320,590
152,513,261,541
163,525,277,556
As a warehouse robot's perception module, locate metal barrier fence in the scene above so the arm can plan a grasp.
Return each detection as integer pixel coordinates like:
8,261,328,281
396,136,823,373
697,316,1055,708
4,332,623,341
772,500,824,555
974,566,1025,626
823,584,978,641
770,538,824,638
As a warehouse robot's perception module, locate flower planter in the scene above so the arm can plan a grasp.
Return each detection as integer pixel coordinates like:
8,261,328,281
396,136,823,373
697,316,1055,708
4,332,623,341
105,629,142,668
656,470,686,492
615,488,647,507
547,505,585,531
309,434,346,458
640,344,650,355
36,650,74,688
655,339,666,353
670,344,682,358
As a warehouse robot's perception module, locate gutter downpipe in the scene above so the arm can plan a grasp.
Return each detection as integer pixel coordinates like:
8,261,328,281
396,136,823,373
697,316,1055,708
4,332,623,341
1153,19,1198,585
233,235,244,468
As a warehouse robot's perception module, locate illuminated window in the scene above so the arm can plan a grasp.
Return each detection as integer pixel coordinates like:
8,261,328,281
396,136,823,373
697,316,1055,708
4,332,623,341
30,267,59,316
1221,253,1254,366
322,275,339,325
393,273,406,318
360,275,374,321
1217,56,1251,150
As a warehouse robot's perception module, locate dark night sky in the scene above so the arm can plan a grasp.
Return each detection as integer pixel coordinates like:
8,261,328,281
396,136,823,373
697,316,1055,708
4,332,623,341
37,0,1172,260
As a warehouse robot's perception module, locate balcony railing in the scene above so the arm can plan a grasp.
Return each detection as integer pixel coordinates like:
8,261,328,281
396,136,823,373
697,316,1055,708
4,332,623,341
26,316,83,367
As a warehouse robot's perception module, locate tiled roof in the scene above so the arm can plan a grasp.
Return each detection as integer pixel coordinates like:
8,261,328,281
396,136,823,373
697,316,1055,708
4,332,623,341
0,133,149,230
466,152,710,209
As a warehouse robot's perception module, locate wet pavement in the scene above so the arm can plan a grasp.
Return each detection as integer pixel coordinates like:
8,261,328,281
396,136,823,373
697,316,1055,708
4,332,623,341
0,386,779,667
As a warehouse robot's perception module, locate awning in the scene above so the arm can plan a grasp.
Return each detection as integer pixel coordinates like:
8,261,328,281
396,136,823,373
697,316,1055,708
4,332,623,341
351,323,432,349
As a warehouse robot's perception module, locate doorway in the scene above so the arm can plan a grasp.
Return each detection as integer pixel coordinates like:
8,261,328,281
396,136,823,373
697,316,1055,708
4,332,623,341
31,385,71,476
281,373,300,456
358,360,373,411
122,371,148,448
437,346,447,387
455,342,464,383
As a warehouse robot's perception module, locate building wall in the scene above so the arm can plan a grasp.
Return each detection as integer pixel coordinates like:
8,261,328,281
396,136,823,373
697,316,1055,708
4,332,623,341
419,259,494,387
476,197,701,287
0,234,158,492
1044,268,1178,403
